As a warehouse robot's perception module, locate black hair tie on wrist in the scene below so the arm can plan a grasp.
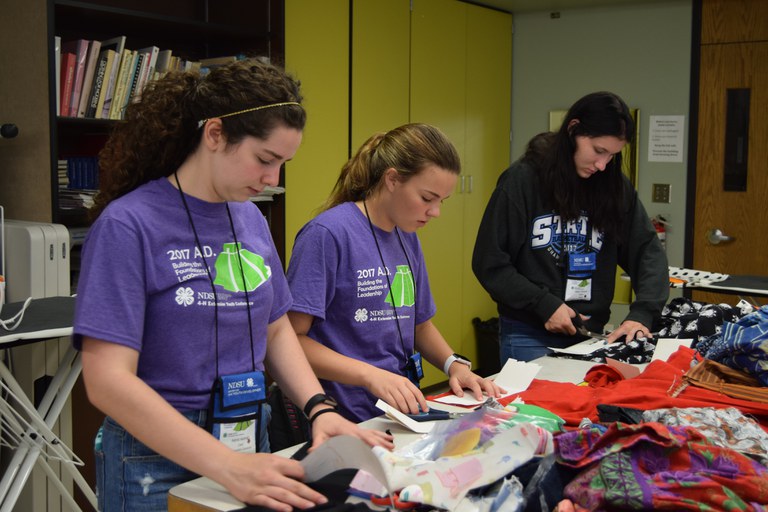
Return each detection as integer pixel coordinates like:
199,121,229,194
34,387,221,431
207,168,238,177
309,407,340,425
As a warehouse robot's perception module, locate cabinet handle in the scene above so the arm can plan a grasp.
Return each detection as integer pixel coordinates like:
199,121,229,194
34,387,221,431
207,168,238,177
468,175,473,194
460,175,466,193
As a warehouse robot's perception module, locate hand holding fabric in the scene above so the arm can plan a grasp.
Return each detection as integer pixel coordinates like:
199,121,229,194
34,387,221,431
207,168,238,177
219,451,325,512
308,410,394,452
606,320,650,343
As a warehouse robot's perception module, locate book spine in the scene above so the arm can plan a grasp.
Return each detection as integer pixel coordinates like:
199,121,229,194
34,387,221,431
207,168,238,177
100,51,122,119
68,39,89,117
94,50,116,119
134,51,154,101
126,53,145,105
118,51,139,116
59,53,76,118
77,40,101,118
109,49,132,120
55,36,61,116
86,52,109,118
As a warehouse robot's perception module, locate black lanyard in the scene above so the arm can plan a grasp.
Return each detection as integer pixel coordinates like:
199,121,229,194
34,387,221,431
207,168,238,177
363,200,415,371
173,173,257,376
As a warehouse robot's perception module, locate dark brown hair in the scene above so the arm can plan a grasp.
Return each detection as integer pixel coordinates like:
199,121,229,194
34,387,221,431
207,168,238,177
524,91,635,240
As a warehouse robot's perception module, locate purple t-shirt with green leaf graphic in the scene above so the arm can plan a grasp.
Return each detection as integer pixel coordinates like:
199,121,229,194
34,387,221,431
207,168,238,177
73,178,291,411
287,202,436,422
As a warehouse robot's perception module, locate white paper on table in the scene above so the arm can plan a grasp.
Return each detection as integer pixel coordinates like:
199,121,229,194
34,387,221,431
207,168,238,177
548,337,610,355
374,399,434,434
651,338,693,362
300,435,390,491
432,359,541,407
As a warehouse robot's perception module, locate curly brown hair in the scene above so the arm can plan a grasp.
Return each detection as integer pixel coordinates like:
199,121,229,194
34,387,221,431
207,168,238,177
92,58,305,219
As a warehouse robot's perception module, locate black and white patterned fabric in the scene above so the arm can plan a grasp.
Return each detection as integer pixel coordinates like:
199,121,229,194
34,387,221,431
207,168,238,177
656,297,753,348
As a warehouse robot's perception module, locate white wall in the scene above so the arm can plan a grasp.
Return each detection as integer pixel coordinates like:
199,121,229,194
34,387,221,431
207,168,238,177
509,0,692,324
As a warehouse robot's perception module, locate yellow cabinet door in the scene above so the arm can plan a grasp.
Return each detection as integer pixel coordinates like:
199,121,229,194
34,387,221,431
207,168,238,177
462,3,512,366
284,0,350,261
351,0,410,148
410,0,467,386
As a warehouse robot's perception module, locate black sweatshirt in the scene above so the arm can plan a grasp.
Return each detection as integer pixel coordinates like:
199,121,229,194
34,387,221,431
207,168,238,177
472,159,669,333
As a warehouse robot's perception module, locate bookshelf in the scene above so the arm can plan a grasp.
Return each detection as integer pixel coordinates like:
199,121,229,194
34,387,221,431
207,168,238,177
49,0,286,243
1,1,285,509
1,0,286,253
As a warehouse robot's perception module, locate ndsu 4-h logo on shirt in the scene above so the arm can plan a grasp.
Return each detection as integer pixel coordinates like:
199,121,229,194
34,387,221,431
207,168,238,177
174,242,271,307
354,265,415,323
387,265,415,308
213,242,271,293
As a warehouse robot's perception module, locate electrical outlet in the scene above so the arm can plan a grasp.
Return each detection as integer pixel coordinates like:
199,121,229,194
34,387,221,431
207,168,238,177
652,183,671,203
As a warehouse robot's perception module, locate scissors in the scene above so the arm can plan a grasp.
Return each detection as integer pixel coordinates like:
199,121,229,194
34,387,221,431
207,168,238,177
405,408,464,422
370,492,419,510
571,314,609,340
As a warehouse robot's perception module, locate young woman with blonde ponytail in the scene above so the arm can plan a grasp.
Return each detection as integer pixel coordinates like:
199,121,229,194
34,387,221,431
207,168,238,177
287,123,501,423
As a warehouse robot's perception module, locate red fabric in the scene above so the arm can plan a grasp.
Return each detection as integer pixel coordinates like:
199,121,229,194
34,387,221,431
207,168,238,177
583,364,625,387
498,347,768,430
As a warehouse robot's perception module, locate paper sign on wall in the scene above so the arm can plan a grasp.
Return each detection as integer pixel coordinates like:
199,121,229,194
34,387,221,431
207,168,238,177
648,115,685,162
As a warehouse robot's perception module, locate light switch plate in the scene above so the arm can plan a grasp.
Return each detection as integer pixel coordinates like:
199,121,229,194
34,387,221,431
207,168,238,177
652,183,671,203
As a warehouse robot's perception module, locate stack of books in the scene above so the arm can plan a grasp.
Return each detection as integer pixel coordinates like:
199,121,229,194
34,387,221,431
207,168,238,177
55,35,233,120
57,157,99,210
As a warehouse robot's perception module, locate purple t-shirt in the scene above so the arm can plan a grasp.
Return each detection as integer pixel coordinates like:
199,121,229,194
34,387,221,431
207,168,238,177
73,178,291,411
287,202,437,422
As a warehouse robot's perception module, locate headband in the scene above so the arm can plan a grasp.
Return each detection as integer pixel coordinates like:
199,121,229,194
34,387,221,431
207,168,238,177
197,101,302,129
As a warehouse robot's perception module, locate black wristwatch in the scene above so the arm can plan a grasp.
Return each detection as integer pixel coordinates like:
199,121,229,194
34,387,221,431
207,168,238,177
302,393,338,418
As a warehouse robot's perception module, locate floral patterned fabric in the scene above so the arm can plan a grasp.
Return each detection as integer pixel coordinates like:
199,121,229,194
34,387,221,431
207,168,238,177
555,422,768,511
642,406,768,467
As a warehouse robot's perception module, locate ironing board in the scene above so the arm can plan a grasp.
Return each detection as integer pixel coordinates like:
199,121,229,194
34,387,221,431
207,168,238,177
0,296,96,511
668,266,768,298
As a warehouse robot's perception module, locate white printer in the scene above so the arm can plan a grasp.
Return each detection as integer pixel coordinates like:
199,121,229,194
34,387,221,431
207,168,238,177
1,218,74,512
4,219,71,301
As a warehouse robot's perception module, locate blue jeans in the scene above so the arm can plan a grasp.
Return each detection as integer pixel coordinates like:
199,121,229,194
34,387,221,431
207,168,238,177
95,405,271,511
499,317,578,363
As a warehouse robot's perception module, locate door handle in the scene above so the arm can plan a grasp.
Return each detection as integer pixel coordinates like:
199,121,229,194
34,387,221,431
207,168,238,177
707,228,735,245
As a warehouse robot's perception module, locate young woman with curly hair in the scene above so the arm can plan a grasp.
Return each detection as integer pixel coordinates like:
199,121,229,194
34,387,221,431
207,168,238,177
74,59,391,512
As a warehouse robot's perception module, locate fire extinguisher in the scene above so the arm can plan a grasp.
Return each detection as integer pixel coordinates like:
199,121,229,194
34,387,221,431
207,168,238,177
651,215,668,250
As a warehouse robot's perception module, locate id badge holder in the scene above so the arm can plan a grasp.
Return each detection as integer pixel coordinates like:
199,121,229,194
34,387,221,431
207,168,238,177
405,352,424,387
207,370,266,453
565,253,595,302
565,278,592,301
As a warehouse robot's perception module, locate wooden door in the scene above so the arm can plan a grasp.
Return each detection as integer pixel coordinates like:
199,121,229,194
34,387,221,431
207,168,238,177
692,1,768,305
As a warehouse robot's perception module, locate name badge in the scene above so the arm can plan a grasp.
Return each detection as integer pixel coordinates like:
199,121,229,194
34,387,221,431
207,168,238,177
209,371,267,453
405,352,424,387
569,253,596,274
565,278,592,302
217,372,266,412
